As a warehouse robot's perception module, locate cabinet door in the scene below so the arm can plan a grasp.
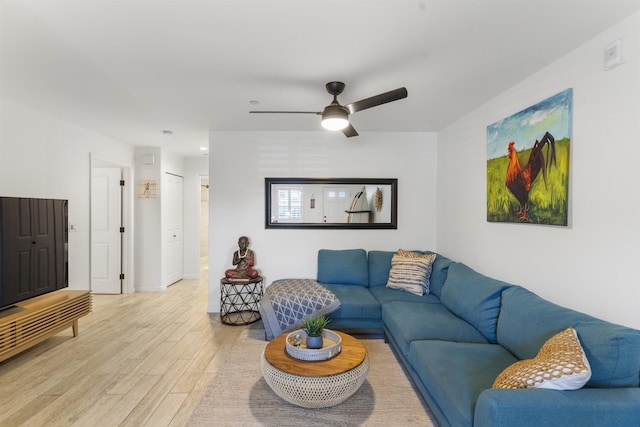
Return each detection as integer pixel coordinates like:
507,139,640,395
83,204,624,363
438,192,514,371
30,199,58,294
1,198,35,301
0,198,62,305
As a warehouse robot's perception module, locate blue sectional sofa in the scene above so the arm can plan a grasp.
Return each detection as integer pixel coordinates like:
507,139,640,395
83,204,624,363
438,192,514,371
310,249,640,427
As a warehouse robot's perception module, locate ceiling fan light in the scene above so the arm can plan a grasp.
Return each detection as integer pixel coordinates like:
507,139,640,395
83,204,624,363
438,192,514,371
322,117,349,131
321,105,349,130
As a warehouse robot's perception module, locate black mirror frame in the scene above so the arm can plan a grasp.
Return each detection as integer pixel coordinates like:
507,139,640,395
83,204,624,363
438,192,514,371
265,177,397,229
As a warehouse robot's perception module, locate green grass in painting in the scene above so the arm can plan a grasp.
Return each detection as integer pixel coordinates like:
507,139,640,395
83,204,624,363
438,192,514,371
487,138,569,225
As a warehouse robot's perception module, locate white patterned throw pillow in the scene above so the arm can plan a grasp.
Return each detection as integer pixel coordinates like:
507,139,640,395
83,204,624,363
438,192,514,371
493,327,591,390
385,250,436,296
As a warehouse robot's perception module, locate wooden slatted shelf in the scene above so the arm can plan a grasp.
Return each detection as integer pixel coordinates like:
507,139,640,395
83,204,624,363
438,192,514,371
0,290,92,362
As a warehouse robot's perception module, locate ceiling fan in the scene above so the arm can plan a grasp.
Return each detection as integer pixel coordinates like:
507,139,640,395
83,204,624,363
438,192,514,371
249,81,408,137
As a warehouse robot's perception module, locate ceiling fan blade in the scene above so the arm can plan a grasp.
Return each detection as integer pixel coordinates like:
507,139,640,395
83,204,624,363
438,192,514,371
342,123,358,138
346,87,408,114
249,111,322,114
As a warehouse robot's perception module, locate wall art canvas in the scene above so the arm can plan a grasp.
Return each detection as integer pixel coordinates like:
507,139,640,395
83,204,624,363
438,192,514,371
137,179,158,198
487,88,571,225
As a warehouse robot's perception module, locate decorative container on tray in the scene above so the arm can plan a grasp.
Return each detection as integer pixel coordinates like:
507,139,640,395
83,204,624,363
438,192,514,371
285,328,342,361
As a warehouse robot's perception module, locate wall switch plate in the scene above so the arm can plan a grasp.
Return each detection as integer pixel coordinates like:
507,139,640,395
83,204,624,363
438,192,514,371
604,38,625,70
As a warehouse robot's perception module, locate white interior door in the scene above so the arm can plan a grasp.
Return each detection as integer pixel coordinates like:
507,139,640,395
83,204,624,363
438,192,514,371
165,173,184,285
323,187,351,223
91,167,122,294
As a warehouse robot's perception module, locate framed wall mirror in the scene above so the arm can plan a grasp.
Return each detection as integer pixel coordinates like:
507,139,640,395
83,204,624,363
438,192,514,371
265,177,397,229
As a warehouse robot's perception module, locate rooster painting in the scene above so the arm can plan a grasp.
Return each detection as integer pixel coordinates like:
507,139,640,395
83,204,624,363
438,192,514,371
487,88,571,225
505,131,556,222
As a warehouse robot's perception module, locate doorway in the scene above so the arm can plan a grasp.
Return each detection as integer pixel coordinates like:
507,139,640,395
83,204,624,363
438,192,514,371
200,176,209,268
164,172,184,286
200,176,209,260
90,155,132,294
323,186,352,223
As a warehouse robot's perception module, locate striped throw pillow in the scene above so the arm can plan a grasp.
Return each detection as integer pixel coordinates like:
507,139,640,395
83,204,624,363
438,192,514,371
386,250,437,295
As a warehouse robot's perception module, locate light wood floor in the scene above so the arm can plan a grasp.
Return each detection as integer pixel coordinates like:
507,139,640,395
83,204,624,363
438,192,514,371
0,269,245,427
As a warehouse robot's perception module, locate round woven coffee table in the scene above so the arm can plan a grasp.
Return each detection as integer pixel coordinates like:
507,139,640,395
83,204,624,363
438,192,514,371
261,330,369,408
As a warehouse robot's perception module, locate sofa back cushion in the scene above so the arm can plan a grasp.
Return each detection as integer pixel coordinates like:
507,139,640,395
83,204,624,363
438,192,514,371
317,249,369,287
368,251,395,287
429,253,454,297
440,263,512,343
368,250,453,296
497,286,640,387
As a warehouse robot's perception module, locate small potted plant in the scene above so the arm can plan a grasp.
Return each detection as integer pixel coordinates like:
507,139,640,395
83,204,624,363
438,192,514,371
301,315,330,349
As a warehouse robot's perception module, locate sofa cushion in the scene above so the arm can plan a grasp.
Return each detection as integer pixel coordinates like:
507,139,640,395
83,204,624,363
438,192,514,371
368,250,453,296
382,301,488,356
498,286,640,388
429,253,454,297
320,283,381,320
493,327,591,390
317,249,368,287
386,251,436,295
368,250,395,287
476,387,640,427
370,285,440,306
408,340,517,427
440,263,511,343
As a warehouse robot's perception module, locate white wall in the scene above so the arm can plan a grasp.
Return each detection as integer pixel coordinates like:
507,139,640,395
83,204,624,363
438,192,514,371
437,12,640,329
134,147,162,291
208,131,437,312
0,99,135,291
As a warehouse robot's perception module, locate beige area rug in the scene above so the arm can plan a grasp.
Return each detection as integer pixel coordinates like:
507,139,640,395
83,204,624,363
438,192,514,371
187,327,436,427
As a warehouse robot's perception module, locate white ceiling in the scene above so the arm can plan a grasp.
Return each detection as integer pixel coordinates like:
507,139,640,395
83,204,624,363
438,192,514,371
2,1,639,157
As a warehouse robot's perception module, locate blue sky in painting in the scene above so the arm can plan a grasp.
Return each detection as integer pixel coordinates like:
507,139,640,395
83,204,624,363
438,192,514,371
487,88,572,160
